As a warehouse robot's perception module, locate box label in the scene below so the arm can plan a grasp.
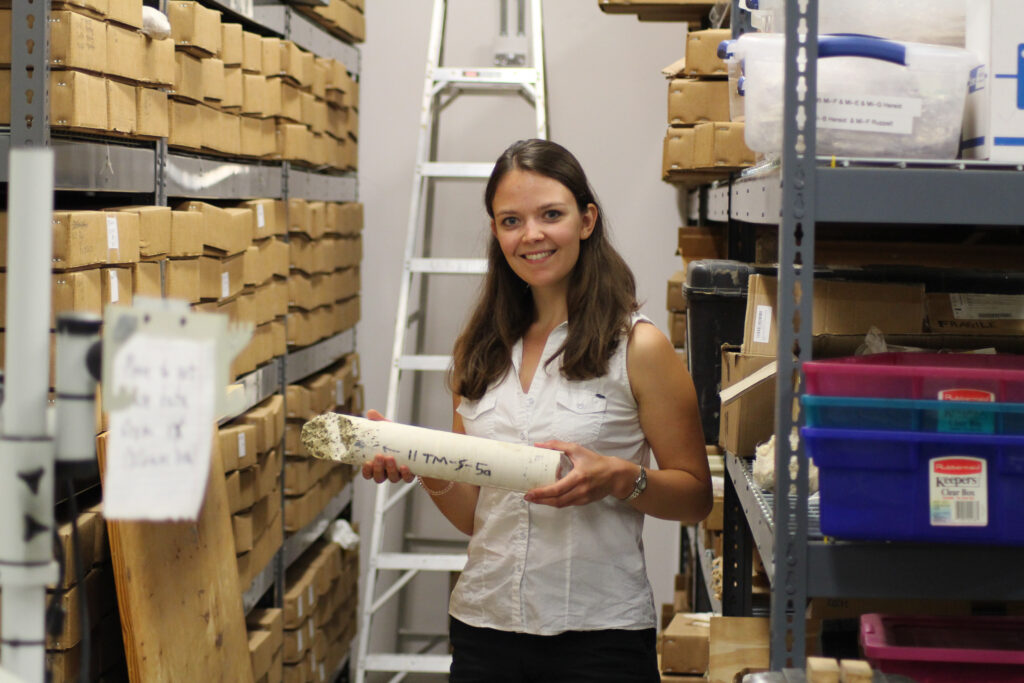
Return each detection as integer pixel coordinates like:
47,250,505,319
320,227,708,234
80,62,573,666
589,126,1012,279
256,203,265,229
929,456,988,527
752,305,772,344
336,379,344,405
221,271,230,299
109,270,120,303
817,95,922,135
107,215,120,251
949,292,1024,320
237,432,247,462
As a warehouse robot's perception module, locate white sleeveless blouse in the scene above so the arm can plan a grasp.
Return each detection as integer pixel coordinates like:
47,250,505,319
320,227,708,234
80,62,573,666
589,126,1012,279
448,314,657,635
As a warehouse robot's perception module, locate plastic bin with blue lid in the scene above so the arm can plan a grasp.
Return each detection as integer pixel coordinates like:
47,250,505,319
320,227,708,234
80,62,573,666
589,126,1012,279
803,352,1024,403
802,395,1024,435
726,33,978,159
802,426,1024,544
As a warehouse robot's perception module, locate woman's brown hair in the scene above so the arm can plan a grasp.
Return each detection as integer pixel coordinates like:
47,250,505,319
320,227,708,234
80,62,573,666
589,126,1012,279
450,139,639,401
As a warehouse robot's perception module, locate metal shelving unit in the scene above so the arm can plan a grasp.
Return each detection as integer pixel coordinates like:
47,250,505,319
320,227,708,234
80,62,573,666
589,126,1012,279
703,1,1024,671
283,485,353,567
685,525,722,615
165,153,285,199
286,328,357,384
0,134,156,192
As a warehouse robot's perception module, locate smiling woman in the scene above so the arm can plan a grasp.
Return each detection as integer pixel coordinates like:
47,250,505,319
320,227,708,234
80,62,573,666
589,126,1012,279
359,139,711,683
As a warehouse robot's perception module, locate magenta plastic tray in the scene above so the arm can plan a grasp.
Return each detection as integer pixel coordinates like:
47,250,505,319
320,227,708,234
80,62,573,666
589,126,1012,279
861,613,1024,682
804,352,1024,402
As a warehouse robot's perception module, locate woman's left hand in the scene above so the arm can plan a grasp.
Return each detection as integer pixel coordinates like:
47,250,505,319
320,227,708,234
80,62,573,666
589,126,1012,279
523,440,632,507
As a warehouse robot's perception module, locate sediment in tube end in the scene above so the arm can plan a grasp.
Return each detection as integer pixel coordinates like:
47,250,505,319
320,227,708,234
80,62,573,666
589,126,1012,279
301,413,357,463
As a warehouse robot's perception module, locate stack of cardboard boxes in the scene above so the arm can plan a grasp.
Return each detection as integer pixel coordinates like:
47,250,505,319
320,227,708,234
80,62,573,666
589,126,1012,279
279,538,359,683
165,0,359,170
287,201,362,350
663,28,754,182
283,353,361,532
0,0,173,138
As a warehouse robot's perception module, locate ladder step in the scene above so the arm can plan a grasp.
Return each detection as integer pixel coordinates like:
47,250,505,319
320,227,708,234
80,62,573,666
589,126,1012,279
434,66,540,85
363,653,453,674
375,552,467,571
409,257,488,274
397,355,452,372
420,162,493,179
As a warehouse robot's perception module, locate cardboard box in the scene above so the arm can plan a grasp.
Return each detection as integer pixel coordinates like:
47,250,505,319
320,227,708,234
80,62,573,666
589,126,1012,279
169,209,204,257
667,270,687,311
926,292,1024,335
242,30,262,73
280,80,302,122
741,275,927,356
963,1,1024,161
106,23,145,82
279,40,305,84
224,207,256,254
50,211,139,270
108,205,169,259
262,76,283,118
168,0,222,56
662,613,711,675
136,85,169,138
132,260,161,298
276,123,310,162
164,257,197,302
694,122,754,168
107,0,144,29
50,269,103,328
106,78,137,134
178,200,251,256
719,346,776,457
220,22,243,66
223,65,242,109
239,73,265,116
100,266,133,305
237,394,284,455
202,57,225,102
49,11,107,74
168,98,202,150
172,51,204,102
669,78,730,125
50,70,107,132
664,126,697,175
261,38,282,76
685,29,730,77
233,509,254,554
141,36,175,87
199,253,245,301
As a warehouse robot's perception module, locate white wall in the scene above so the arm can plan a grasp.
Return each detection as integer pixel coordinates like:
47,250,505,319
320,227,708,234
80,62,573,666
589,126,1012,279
354,0,689,675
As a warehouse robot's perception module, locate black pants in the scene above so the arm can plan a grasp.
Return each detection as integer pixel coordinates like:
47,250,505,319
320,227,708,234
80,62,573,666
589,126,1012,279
448,617,660,683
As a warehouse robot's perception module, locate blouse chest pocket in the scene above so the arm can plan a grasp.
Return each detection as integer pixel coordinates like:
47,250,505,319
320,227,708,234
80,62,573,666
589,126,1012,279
456,393,498,439
552,384,608,445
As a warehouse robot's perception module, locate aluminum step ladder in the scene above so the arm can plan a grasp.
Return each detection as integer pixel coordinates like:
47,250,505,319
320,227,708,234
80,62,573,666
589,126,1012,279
355,1,547,681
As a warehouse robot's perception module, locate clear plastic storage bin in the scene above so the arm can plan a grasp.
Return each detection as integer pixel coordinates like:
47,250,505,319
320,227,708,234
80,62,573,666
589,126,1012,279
730,34,977,159
739,0,965,47
802,395,1024,435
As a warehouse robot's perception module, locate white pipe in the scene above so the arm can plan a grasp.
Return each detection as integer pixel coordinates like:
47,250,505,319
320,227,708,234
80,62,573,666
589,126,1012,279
302,414,570,492
3,147,54,434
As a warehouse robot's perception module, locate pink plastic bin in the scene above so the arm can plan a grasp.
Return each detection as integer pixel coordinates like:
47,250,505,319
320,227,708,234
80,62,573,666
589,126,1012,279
860,613,1024,682
804,353,1024,402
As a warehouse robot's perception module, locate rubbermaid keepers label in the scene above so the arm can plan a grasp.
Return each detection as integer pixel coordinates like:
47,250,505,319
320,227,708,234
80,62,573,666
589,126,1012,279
929,456,987,527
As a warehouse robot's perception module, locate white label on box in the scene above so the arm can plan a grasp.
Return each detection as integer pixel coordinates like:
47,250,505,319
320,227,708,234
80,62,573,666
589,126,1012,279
929,456,988,527
297,628,304,651
949,293,1024,320
298,599,303,618
109,270,120,303
256,203,266,229
817,95,922,135
237,432,248,462
336,379,344,405
753,305,772,344
107,216,120,251
221,272,230,299
308,585,314,607
319,664,325,681
307,618,314,639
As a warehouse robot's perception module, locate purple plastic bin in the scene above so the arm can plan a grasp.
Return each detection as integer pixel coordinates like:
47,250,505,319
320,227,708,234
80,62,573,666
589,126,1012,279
861,613,1024,682
804,352,1024,402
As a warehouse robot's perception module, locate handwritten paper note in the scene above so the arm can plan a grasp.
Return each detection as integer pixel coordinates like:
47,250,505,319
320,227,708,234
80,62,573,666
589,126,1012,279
104,335,216,521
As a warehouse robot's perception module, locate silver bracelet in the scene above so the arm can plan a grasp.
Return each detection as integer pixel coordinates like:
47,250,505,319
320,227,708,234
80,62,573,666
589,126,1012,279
418,476,455,497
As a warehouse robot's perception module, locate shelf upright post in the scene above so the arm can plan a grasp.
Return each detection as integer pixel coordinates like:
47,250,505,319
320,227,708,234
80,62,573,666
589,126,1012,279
722,473,753,616
771,0,818,670
11,0,50,148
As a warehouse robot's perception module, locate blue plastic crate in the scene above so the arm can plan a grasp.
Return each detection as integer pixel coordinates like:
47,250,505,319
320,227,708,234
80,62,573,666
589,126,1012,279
802,427,1024,544
802,395,1024,435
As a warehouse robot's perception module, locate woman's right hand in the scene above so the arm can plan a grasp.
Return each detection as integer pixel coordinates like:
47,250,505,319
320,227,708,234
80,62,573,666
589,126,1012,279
360,409,416,484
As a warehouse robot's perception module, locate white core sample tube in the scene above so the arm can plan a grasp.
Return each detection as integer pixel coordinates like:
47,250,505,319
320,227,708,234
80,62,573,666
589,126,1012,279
301,413,572,492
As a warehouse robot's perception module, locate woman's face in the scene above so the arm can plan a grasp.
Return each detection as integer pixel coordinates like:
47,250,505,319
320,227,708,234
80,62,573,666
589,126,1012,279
489,169,597,294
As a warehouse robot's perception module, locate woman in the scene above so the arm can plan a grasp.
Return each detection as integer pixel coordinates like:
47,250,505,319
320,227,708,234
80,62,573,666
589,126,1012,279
364,139,711,682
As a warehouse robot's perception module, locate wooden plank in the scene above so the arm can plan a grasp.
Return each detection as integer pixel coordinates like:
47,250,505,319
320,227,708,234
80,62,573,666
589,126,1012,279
99,432,256,683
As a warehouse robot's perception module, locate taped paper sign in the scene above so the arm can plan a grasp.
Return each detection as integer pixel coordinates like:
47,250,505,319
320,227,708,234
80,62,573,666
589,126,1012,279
104,334,217,520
